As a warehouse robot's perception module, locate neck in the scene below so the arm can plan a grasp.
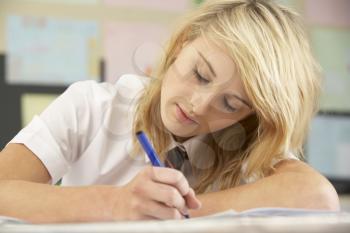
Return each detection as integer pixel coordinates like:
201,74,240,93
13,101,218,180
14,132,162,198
172,134,193,143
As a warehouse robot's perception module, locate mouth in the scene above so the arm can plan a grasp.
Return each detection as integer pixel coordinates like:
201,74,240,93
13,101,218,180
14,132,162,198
175,104,198,125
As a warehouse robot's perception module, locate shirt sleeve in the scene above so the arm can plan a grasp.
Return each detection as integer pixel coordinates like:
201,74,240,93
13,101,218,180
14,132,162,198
9,80,114,184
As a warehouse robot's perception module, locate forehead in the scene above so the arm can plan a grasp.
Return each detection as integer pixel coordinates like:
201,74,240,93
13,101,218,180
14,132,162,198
189,36,236,79
187,37,247,95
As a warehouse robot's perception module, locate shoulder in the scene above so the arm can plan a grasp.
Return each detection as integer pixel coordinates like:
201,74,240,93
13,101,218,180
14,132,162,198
115,73,151,89
113,74,151,100
272,159,340,210
241,152,301,184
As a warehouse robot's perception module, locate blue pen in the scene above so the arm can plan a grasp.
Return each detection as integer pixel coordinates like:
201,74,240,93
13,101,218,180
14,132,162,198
136,131,164,167
136,131,190,219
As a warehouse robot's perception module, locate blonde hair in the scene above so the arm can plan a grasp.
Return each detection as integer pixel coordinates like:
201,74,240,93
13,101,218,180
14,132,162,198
132,0,321,193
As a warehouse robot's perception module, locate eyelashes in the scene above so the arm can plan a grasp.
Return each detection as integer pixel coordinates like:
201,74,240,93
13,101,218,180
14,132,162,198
192,68,237,113
193,69,210,84
224,97,237,112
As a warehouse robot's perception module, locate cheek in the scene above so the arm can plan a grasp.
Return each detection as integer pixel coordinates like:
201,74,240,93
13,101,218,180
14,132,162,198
163,68,193,99
161,74,182,113
206,117,238,132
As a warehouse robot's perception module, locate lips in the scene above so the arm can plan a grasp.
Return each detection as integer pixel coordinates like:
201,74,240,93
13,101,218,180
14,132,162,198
175,104,197,124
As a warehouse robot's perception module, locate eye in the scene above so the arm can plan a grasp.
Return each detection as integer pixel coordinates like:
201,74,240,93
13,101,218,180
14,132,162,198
224,97,237,113
193,69,210,84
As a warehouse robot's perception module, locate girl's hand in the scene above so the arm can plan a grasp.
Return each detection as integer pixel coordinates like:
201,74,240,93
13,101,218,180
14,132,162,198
113,166,201,220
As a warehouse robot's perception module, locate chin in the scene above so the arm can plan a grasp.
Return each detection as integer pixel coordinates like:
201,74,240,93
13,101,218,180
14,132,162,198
160,107,198,138
167,125,197,138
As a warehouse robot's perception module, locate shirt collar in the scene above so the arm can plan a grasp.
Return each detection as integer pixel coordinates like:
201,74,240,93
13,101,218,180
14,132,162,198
142,133,208,164
168,133,213,165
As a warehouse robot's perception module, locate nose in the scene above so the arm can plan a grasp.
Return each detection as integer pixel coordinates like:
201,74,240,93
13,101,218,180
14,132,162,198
190,90,216,116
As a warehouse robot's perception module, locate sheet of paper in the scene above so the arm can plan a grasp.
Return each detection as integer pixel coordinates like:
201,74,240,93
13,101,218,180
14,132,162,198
307,115,350,178
103,21,169,83
6,15,99,86
305,0,350,27
21,93,59,127
0,215,26,225
1,210,349,233
103,0,190,12
310,27,350,112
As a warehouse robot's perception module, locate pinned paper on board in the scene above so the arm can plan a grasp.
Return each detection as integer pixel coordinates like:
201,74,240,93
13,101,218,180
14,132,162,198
103,0,190,12
307,115,350,179
305,0,350,28
310,28,350,112
20,0,99,5
103,22,169,83
193,0,205,5
21,93,59,127
6,15,99,86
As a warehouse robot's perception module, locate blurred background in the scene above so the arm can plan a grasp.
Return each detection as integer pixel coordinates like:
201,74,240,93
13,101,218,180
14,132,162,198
0,0,349,208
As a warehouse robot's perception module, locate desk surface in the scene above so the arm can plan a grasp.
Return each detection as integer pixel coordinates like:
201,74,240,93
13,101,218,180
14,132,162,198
340,195,350,211
1,214,350,233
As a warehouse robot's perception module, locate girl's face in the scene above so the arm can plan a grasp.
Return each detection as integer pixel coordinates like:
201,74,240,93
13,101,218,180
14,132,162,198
160,36,254,139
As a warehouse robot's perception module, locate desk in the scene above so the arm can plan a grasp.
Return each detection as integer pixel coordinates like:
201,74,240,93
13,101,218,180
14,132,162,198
1,214,350,233
340,195,350,211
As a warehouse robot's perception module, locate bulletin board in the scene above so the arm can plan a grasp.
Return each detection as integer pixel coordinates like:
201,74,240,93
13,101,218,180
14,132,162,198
0,0,198,148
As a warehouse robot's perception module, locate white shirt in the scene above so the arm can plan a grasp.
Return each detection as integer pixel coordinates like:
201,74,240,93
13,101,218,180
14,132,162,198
10,74,151,186
10,74,297,187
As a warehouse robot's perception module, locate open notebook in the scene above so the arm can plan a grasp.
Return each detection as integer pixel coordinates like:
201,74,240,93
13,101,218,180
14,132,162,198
1,208,350,233
194,207,343,219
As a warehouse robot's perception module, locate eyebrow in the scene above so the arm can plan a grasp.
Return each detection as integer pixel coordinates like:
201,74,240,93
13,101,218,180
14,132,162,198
198,51,217,77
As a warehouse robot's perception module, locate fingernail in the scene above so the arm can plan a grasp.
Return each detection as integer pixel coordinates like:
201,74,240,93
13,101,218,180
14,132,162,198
182,208,189,216
182,210,190,219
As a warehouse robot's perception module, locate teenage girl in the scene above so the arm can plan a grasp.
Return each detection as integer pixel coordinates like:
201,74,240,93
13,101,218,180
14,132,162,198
0,0,339,223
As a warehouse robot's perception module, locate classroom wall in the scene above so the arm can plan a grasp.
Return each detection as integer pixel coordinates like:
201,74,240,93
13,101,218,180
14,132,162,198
0,0,195,148
0,0,349,191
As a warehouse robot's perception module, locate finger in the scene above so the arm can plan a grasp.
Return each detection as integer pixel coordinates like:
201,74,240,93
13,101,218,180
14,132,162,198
137,215,158,221
128,212,157,221
142,179,188,213
139,200,183,220
148,167,190,196
185,188,202,210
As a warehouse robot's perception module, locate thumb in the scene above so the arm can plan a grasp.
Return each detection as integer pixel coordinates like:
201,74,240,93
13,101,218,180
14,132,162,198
185,188,202,210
